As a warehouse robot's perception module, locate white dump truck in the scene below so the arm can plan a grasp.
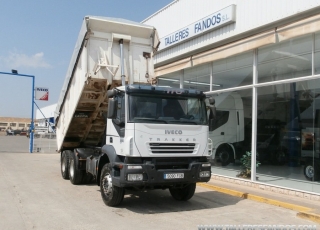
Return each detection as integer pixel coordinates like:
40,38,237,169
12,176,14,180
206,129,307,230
55,16,213,206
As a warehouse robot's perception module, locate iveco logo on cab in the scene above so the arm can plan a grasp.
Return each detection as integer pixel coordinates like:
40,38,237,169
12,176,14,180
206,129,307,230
165,130,183,134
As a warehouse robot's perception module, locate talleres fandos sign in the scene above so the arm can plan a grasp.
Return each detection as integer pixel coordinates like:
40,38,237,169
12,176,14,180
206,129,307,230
35,87,49,101
159,4,236,50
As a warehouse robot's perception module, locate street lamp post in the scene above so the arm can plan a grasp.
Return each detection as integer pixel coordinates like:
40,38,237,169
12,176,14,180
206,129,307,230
0,70,35,153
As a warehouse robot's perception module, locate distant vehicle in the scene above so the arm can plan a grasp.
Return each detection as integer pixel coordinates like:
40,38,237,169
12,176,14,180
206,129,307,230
6,129,14,136
5,129,23,136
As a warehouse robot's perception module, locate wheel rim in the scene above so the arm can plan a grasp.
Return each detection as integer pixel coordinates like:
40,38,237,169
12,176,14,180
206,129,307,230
102,173,113,197
69,160,74,178
305,165,314,178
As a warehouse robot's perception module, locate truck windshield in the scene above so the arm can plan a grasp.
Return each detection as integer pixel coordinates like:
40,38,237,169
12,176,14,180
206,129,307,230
128,95,208,125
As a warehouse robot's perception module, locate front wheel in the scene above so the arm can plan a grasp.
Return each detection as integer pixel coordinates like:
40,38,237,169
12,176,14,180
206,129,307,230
271,149,286,165
169,183,196,201
304,160,320,181
100,164,125,207
217,145,233,166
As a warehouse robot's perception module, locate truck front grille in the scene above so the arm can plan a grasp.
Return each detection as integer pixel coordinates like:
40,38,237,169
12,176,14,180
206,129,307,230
148,143,196,154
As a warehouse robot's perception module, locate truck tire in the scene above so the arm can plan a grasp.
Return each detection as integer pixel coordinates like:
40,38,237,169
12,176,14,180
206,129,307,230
100,163,124,207
271,149,286,166
69,152,83,185
217,145,233,166
82,173,94,184
304,160,320,181
169,183,196,201
61,151,70,180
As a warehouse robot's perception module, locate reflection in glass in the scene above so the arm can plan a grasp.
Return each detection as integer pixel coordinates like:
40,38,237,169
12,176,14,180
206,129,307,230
211,51,253,89
208,89,252,167
256,79,320,192
315,32,320,75
258,35,312,83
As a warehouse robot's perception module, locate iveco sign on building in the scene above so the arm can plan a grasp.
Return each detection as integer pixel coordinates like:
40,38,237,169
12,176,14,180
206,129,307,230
159,4,236,49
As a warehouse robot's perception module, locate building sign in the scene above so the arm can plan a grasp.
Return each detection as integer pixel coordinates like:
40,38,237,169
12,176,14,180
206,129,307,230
159,4,236,50
35,87,49,101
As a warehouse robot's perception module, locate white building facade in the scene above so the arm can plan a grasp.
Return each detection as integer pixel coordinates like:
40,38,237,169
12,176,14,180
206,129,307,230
36,103,56,132
143,0,320,195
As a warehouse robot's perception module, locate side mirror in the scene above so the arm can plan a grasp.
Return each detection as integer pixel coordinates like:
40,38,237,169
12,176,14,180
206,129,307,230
107,99,118,119
208,97,215,105
209,119,214,132
208,104,216,132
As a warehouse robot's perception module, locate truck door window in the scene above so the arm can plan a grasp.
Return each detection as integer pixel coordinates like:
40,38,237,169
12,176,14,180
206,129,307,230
213,110,229,130
114,94,125,127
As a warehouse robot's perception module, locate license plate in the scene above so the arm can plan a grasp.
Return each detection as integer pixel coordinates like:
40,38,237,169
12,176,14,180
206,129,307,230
164,173,184,179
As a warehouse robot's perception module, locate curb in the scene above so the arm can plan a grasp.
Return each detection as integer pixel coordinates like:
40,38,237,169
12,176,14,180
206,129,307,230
198,183,320,224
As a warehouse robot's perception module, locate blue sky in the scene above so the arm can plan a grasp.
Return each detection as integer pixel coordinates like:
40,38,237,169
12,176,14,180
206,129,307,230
0,0,173,118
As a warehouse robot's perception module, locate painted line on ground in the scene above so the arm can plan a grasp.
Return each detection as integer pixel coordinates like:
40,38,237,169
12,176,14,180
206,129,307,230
198,183,320,224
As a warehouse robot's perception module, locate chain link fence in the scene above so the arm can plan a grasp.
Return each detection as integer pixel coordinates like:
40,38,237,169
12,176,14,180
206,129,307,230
33,133,57,153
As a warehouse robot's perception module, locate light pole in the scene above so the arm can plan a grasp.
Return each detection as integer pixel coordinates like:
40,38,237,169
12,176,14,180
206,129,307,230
0,70,35,153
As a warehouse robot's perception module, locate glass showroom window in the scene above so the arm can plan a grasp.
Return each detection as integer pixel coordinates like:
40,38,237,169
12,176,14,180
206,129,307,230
256,79,320,194
211,51,253,90
258,34,312,83
158,62,212,91
183,63,212,92
158,69,183,88
208,89,252,178
315,32,320,75
157,51,253,91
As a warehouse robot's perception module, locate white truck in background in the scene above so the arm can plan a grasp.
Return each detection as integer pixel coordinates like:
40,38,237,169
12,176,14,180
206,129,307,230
208,92,286,166
208,93,245,166
55,16,213,206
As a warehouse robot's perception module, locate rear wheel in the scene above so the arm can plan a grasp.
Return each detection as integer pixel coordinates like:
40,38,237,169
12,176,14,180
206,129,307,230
100,163,125,207
61,151,70,180
169,183,196,201
69,152,83,185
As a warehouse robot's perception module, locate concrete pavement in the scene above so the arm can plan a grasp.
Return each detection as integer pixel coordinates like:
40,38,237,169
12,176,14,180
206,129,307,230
199,177,320,224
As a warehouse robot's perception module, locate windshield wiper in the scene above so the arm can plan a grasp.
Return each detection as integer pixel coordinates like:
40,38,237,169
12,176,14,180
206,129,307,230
133,118,168,124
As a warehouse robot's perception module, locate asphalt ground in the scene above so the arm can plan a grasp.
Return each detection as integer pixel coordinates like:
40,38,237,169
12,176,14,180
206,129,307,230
0,135,319,229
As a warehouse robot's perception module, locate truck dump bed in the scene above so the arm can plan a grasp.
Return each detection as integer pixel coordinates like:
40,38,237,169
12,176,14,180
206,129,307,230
55,16,158,152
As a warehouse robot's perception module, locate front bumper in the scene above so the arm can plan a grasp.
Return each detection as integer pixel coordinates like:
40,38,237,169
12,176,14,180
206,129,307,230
111,160,211,188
